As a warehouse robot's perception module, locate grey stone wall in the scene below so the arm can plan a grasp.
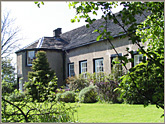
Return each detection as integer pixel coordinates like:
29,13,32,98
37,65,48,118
65,36,146,78
16,50,64,87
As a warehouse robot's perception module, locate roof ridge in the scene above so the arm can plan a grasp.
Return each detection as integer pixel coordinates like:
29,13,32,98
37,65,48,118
36,37,44,48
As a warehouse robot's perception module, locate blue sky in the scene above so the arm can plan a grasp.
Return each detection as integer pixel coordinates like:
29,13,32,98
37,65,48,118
1,1,123,62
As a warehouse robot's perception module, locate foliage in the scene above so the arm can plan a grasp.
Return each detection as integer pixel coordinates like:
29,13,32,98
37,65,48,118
1,58,17,96
66,76,90,92
56,88,70,93
2,97,78,122
79,85,98,103
8,89,25,102
2,81,17,96
69,1,164,112
25,76,57,102
96,81,122,103
28,51,55,83
120,62,164,106
56,91,76,103
34,1,44,8
111,57,125,83
25,51,57,102
86,72,107,84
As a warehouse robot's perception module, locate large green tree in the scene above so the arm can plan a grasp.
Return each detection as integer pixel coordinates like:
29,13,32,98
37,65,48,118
69,1,164,112
25,51,57,102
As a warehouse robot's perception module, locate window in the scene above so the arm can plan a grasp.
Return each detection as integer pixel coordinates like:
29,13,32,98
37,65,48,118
111,53,122,69
134,54,144,67
68,63,75,77
18,77,23,92
94,58,104,73
111,53,122,77
80,60,87,79
27,50,35,66
132,51,146,67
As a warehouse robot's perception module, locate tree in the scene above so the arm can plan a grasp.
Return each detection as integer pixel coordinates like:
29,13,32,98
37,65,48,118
25,51,57,102
69,1,164,112
1,10,21,58
2,58,17,96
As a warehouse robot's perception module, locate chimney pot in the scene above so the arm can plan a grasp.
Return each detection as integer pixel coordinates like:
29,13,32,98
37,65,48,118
53,28,62,37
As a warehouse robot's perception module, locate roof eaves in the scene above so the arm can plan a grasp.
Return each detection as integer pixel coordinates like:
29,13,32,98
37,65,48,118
15,48,63,53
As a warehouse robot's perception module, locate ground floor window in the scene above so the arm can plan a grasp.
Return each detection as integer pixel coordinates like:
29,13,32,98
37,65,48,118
68,63,75,77
134,54,143,66
111,53,123,77
132,51,146,67
18,77,23,92
80,60,87,79
94,58,104,73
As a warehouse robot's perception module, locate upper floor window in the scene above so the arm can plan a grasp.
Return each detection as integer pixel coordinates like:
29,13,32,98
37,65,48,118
27,50,35,66
80,60,87,79
94,58,104,73
68,63,75,77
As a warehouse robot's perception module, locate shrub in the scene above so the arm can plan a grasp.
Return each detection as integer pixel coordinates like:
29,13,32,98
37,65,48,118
56,91,76,103
56,93,63,102
66,76,90,92
56,88,70,93
2,81,17,96
86,72,107,84
2,97,78,122
95,81,122,103
79,85,98,103
8,90,25,102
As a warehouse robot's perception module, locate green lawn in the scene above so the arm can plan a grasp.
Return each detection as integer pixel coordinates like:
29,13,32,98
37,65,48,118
70,103,164,123
4,102,164,123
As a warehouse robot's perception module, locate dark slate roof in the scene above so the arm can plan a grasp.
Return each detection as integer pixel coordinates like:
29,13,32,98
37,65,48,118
16,37,69,53
16,11,150,53
62,11,150,50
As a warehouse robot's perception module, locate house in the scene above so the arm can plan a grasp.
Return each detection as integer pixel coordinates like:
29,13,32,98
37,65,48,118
16,12,148,90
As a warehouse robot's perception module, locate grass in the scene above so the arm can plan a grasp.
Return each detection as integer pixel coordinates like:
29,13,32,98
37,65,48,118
4,101,164,123
69,102,164,123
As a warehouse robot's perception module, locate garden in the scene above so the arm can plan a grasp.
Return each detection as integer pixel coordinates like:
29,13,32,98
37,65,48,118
2,51,164,123
2,1,164,123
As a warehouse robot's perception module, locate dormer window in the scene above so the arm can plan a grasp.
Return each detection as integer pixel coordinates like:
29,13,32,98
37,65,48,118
27,50,35,66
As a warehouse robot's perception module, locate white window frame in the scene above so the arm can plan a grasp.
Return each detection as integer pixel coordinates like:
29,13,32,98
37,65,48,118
27,50,35,66
111,54,123,78
19,78,23,92
69,63,75,77
95,58,104,73
80,61,87,79
134,54,143,66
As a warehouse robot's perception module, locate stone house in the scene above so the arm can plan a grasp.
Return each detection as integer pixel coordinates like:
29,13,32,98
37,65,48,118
16,12,148,90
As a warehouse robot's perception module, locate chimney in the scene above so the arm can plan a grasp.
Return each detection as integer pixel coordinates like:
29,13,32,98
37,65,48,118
53,28,62,37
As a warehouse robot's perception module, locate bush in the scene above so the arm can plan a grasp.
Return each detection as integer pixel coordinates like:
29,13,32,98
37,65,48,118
8,90,25,102
2,81,17,96
56,91,76,103
66,76,90,92
95,81,122,103
2,98,78,122
79,85,98,103
86,72,107,84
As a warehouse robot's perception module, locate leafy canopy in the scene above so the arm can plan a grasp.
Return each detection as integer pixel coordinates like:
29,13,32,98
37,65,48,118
69,1,164,112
